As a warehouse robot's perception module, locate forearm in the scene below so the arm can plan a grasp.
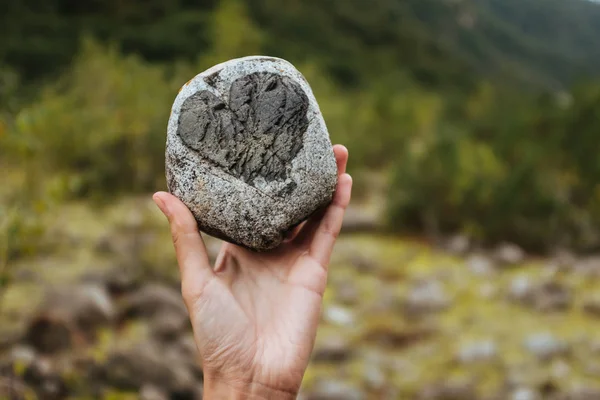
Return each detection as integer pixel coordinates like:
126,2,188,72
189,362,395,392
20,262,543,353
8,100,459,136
203,377,298,399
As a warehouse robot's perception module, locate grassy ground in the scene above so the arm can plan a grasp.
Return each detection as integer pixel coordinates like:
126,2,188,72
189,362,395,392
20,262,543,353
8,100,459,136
2,196,600,399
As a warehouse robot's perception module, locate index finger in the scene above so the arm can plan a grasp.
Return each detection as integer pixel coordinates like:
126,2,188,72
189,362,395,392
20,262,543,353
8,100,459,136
153,192,215,302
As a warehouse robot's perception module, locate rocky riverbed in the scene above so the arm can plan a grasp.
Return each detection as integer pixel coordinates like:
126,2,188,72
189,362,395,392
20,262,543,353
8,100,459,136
2,197,600,399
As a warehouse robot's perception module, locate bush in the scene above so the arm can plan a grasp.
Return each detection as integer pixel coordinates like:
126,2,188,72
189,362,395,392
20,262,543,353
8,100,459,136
10,39,179,199
387,83,600,251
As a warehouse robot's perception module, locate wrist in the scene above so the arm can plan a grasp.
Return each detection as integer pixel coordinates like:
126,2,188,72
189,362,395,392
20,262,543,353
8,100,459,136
203,375,298,400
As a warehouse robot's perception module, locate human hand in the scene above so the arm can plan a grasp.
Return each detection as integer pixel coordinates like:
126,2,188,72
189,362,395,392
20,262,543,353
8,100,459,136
153,145,352,399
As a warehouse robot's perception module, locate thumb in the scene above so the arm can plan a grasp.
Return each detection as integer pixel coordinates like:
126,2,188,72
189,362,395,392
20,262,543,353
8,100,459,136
153,192,215,303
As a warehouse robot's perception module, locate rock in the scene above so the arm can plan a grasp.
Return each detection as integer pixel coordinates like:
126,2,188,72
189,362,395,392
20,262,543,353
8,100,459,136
363,363,386,390
524,333,569,360
25,315,72,353
306,381,366,400
120,283,187,320
103,340,197,393
551,249,577,270
10,345,36,366
26,284,114,353
150,310,189,341
312,336,353,363
404,279,451,316
22,357,68,400
511,387,540,400
323,305,354,327
166,56,337,251
140,384,169,400
71,284,115,333
103,266,142,295
418,381,476,400
446,235,470,255
457,340,497,364
467,254,496,276
563,388,600,400
573,256,600,277
509,275,533,300
494,242,525,266
0,377,31,399
534,282,571,311
509,279,571,312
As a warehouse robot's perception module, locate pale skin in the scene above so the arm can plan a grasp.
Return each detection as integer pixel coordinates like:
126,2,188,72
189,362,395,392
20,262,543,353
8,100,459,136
153,145,352,399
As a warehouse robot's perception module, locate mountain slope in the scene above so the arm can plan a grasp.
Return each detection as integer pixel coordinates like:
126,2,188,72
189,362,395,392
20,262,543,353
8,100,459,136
248,0,600,89
1,0,600,90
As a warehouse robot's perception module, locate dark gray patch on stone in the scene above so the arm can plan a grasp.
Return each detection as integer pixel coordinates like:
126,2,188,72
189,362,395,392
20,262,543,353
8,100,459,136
177,72,309,186
166,57,338,251
204,70,220,87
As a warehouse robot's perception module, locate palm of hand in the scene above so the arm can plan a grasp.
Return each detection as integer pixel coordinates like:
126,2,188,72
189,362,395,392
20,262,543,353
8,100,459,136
153,145,351,396
192,244,328,393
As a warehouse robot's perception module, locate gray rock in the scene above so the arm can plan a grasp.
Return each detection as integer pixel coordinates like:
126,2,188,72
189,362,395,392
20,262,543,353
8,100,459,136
306,381,366,400
446,234,470,255
457,340,497,364
494,242,526,266
323,305,354,327
166,56,337,251
312,336,353,363
150,310,188,341
0,377,30,399
573,256,600,277
466,254,496,276
509,279,571,312
524,332,569,360
26,284,114,353
511,388,540,400
10,346,36,366
363,363,386,390
509,275,533,300
404,279,451,315
418,381,476,400
104,340,197,392
120,283,187,320
140,385,169,400
565,388,600,400
14,355,68,400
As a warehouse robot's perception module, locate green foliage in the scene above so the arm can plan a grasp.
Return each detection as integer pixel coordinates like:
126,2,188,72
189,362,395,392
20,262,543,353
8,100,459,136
200,0,263,68
10,39,179,198
3,0,600,90
3,0,600,252
387,83,600,251
0,0,215,80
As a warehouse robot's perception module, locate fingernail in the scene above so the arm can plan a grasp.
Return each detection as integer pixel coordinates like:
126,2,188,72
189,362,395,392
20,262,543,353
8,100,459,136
153,193,169,216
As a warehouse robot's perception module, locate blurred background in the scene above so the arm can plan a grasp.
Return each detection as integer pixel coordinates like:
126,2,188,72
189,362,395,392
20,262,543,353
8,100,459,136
2,0,600,398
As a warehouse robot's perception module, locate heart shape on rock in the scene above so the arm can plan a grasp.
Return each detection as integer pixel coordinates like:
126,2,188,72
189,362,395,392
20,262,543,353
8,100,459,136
166,57,338,251
176,72,309,185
